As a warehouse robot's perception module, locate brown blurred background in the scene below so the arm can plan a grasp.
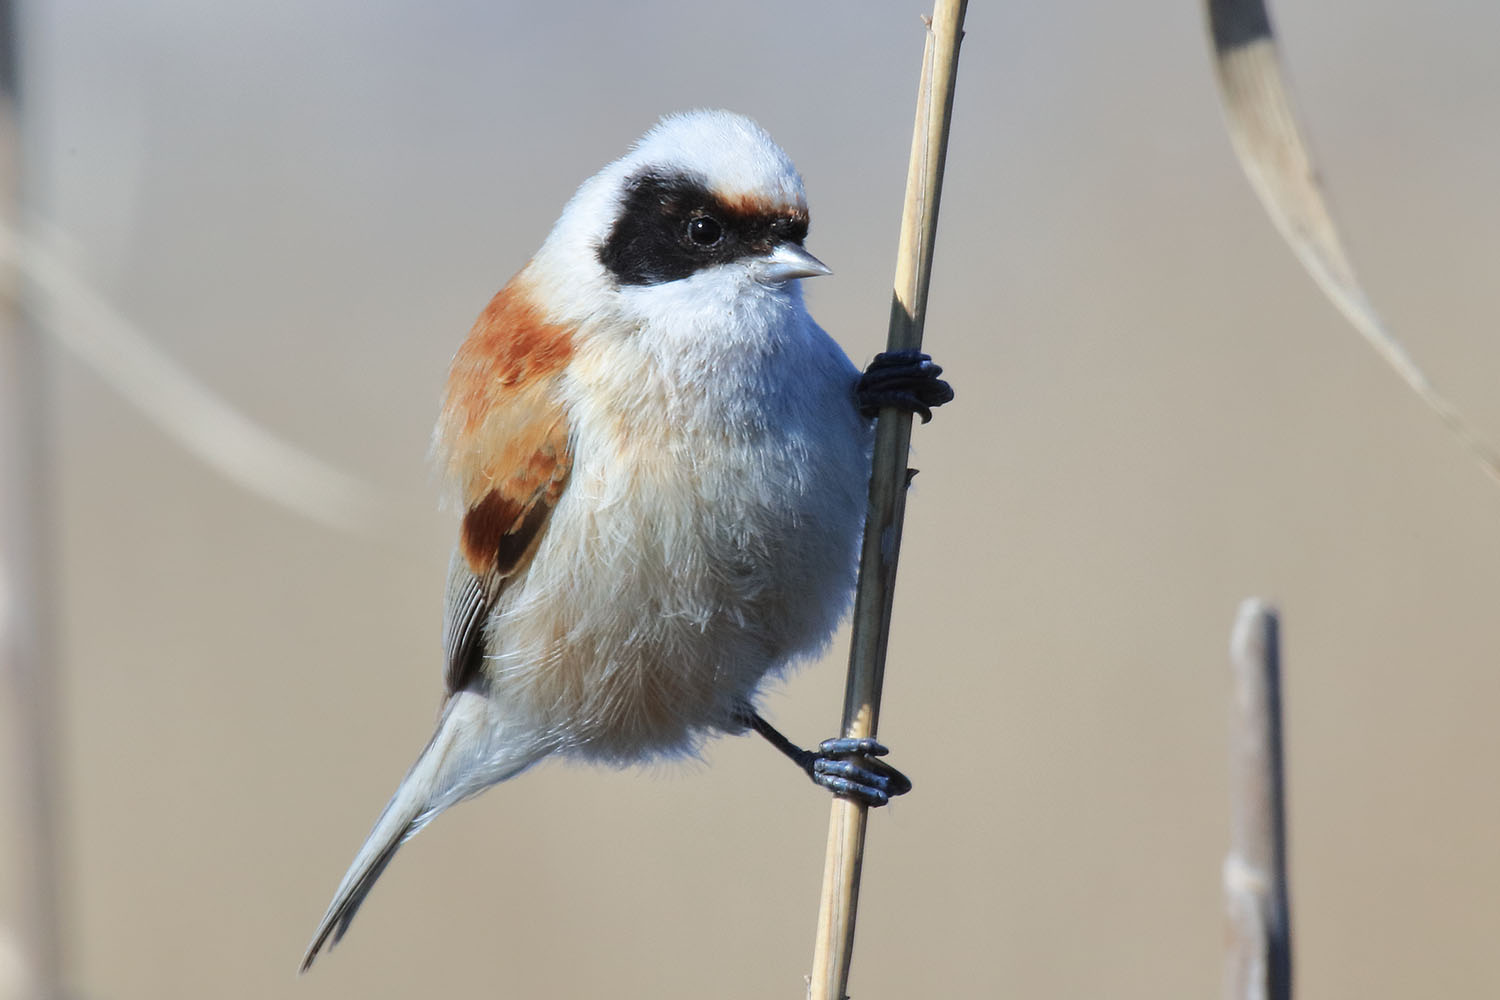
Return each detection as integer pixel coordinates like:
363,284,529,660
3,0,1500,997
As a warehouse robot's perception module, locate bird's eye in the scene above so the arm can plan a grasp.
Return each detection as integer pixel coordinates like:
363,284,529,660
687,216,723,246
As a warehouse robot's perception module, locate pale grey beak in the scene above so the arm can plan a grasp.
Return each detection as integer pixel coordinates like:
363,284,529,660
756,243,833,283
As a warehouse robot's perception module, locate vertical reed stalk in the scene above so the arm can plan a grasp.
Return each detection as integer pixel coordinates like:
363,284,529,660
1224,599,1293,1000
807,3,968,996
0,3,67,995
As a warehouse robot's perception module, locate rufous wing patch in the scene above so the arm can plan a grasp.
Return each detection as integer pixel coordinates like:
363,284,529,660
436,268,576,575
441,273,575,442
444,412,569,695
458,432,571,578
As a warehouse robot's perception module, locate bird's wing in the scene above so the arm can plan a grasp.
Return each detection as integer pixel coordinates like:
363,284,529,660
434,276,577,696
439,388,571,696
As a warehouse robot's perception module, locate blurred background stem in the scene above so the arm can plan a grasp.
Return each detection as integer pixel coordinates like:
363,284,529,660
0,0,67,996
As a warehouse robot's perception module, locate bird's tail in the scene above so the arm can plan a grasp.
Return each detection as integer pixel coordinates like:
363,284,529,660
299,690,538,971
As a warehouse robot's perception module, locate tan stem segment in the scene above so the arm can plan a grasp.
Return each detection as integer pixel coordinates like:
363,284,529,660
0,42,68,1000
1224,600,1292,1000
807,3,968,997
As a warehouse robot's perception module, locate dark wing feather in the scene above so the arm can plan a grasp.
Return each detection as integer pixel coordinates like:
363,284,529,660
440,412,571,696
441,567,492,695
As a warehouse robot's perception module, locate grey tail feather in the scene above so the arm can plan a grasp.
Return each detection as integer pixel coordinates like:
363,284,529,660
299,690,538,973
299,781,423,972
300,695,472,973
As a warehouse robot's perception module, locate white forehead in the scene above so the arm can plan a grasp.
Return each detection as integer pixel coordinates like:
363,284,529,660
618,110,806,210
531,111,809,314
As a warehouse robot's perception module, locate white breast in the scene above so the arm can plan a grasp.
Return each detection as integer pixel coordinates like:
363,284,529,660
481,270,871,762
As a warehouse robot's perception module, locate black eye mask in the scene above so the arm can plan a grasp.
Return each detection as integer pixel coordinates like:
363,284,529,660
597,170,809,287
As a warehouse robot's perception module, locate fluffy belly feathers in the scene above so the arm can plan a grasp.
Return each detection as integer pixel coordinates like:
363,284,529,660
479,333,870,760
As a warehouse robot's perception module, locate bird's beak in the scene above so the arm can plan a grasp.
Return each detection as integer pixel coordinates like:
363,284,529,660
756,243,833,284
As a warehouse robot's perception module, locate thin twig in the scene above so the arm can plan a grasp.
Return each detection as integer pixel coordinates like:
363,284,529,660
1224,599,1293,1000
0,222,397,535
0,2,66,994
1204,0,1500,487
806,3,967,997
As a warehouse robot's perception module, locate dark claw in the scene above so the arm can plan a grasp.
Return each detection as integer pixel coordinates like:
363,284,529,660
856,349,955,423
742,710,913,807
817,737,891,757
812,757,893,790
810,737,913,806
813,772,891,808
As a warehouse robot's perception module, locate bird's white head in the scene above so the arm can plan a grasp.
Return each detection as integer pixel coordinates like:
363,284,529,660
527,110,831,327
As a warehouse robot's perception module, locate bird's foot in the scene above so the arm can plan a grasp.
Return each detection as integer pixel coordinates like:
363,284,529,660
806,737,913,808
742,711,912,807
857,349,954,423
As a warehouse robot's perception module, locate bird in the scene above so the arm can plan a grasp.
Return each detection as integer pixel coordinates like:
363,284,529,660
300,110,951,971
